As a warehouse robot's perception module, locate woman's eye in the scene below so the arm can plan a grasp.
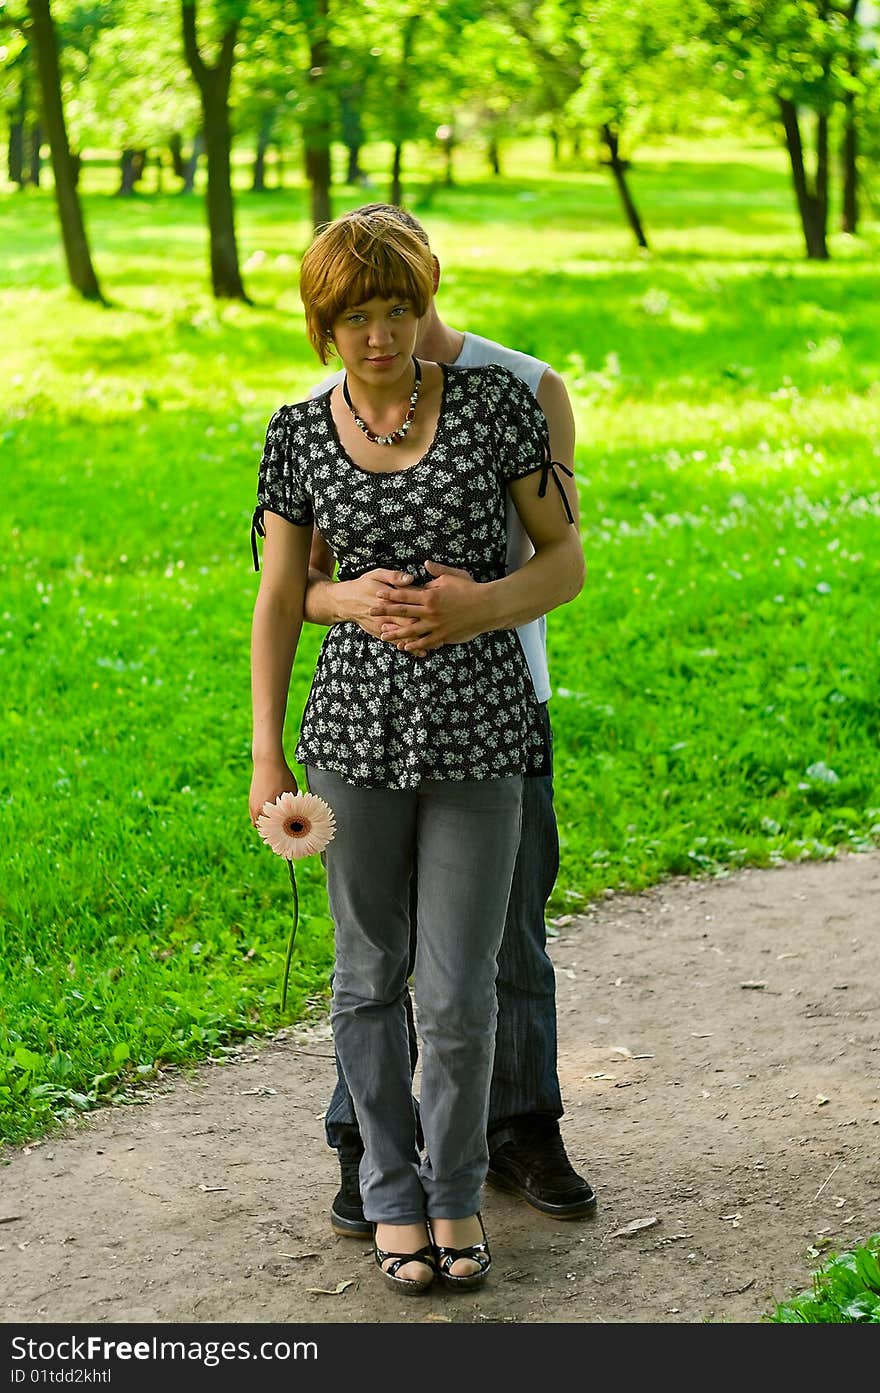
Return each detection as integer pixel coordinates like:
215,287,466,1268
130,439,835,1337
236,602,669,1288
390,306,409,318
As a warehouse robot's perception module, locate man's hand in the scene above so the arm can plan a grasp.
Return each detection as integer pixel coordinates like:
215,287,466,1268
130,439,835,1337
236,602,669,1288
375,561,490,655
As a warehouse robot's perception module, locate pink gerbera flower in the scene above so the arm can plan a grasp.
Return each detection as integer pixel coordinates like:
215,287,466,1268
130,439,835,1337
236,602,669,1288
257,791,336,860
255,790,336,1014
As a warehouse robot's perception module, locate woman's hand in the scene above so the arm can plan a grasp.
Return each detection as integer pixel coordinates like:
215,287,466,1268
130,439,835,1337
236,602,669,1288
249,759,299,828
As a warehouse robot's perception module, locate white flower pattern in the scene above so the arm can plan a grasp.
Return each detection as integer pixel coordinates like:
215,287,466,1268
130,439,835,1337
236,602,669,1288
255,364,554,790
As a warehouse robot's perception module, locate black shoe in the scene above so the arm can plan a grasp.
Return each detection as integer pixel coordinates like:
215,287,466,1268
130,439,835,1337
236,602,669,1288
330,1146,372,1239
487,1132,597,1219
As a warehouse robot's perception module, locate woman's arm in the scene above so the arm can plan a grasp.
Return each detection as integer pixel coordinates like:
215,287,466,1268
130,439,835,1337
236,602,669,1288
248,511,314,824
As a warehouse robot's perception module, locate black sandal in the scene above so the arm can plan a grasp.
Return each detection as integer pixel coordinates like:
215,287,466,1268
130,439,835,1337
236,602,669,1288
430,1213,491,1291
374,1239,438,1295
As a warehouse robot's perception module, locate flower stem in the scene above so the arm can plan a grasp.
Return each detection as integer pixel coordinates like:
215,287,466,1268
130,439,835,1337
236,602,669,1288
281,860,299,1014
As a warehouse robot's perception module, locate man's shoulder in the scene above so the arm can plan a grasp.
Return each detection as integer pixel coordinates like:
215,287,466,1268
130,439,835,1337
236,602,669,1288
454,332,549,394
308,366,344,398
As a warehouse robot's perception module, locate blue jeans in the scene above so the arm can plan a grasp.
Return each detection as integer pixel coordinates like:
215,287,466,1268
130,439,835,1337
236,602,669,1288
323,702,564,1153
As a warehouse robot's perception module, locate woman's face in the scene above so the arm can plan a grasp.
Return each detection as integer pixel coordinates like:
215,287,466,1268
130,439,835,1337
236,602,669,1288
331,295,419,384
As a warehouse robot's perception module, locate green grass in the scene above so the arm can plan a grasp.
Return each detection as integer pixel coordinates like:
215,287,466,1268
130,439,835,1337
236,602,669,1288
764,1234,880,1322
1,137,879,1145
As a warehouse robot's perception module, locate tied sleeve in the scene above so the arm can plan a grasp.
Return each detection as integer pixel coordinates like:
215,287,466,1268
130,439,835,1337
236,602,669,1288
490,367,575,525
251,406,314,571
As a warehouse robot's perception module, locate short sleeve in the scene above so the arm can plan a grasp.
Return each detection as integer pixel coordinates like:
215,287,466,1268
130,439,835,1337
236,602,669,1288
487,366,575,524
257,407,314,527
488,366,550,485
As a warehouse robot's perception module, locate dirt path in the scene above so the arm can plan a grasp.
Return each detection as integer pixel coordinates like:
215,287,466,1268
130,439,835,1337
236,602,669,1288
2,851,878,1326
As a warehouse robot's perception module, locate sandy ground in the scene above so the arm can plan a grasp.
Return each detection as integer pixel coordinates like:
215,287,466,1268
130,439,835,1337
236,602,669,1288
1,849,878,1328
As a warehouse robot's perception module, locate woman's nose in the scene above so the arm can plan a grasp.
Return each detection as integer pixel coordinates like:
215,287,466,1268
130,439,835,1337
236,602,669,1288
367,320,393,346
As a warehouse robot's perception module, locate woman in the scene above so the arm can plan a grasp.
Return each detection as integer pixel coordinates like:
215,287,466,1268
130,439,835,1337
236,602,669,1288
249,210,581,1293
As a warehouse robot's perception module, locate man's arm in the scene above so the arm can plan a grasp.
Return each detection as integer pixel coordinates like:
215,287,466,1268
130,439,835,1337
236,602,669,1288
373,366,583,653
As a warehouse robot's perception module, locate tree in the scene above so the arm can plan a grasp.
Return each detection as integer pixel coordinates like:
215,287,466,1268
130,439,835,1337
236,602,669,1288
415,3,541,184
237,0,336,230
181,0,248,300
344,0,492,207
488,0,585,162
69,1,202,196
25,0,103,299
0,18,41,187
232,5,308,198
388,12,419,205
299,0,332,227
836,0,879,233
704,1,877,259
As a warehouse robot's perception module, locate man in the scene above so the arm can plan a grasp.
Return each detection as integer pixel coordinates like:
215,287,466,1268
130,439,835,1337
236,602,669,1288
303,203,595,1237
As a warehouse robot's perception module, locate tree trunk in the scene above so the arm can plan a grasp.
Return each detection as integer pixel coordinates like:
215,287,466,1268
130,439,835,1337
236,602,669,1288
9,121,25,186
487,138,501,176
840,0,860,235
306,143,332,228
600,123,649,250
387,15,418,208
252,110,274,192
252,138,267,192
389,143,403,207
302,5,332,232
182,132,202,192
340,90,365,185
203,86,248,297
442,139,454,186
117,147,147,196
181,2,248,301
169,132,185,179
779,98,829,260
841,100,857,234
28,121,43,185
9,75,27,185
26,0,103,300
345,142,363,185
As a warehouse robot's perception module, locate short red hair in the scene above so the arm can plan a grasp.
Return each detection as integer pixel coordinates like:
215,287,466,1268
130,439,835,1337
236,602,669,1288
299,210,434,364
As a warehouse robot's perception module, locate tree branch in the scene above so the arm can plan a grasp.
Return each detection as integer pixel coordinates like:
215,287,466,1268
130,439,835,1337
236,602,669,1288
181,0,208,89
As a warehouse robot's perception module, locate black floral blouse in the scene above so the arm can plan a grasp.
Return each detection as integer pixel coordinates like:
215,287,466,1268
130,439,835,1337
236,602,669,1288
252,363,569,790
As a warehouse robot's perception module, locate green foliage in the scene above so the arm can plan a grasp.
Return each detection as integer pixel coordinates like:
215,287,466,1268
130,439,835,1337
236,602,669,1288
1,137,879,1146
67,1,200,150
703,0,876,116
764,1234,880,1322
567,0,705,140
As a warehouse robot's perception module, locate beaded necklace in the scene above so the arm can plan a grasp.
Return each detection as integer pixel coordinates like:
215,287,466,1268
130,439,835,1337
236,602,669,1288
342,359,422,446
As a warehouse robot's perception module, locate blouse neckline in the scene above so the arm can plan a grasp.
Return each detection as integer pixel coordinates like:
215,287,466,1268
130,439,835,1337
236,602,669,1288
321,362,450,477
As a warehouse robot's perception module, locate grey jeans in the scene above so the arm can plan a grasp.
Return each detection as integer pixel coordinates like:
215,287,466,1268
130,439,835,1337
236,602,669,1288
306,767,523,1225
